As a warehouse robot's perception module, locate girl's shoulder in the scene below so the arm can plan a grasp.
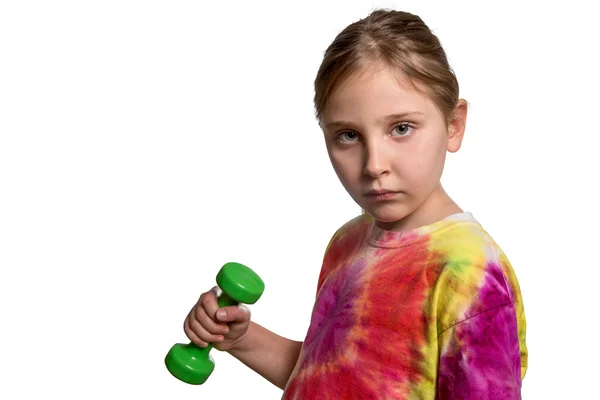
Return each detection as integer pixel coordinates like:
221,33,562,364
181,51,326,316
322,212,373,257
315,213,372,292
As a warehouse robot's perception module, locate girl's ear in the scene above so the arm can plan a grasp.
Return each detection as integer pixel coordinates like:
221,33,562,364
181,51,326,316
447,99,468,153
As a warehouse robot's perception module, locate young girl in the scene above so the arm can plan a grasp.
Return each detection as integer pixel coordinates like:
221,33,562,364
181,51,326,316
184,9,527,399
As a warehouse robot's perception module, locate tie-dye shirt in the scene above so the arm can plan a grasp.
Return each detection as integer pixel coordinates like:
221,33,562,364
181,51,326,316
282,212,527,399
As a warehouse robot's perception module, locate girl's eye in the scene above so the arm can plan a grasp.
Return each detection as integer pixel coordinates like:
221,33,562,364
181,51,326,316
392,123,415,137
335,124,413,143
337,131,359,143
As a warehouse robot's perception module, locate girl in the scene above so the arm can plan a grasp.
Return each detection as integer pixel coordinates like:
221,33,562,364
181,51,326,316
184,9,527,399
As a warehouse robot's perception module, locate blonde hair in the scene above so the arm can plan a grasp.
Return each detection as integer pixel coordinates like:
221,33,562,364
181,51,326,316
314,9,459,128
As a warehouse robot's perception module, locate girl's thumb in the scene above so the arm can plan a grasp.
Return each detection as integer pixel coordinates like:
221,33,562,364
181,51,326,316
216,304,250,322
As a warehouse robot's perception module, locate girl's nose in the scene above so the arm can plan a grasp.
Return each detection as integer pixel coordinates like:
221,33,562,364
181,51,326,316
363,143,390,178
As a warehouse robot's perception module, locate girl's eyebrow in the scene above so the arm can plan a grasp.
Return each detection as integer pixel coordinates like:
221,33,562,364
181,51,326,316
381,111,424,122
324,111,424,131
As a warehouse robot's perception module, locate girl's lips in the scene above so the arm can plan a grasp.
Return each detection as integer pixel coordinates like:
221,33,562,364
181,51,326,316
365,191,398,201
365,189,394,195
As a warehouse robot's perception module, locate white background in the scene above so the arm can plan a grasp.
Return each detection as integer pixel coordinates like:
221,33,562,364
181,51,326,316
1,0,598,399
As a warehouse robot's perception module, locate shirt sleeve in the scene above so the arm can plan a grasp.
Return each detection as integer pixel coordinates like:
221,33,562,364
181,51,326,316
436,302,523,399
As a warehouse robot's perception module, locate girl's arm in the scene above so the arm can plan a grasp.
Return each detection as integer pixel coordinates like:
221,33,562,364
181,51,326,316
183,287,303,390
228,321,303,390
437,303,523,399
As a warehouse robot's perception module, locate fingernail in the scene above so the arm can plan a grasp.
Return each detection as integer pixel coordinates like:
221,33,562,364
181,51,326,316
217,310,226,320
238,304,250,313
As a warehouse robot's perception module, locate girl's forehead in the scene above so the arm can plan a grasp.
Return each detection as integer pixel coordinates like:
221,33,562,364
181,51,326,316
323,67,435,122
342,63,419,92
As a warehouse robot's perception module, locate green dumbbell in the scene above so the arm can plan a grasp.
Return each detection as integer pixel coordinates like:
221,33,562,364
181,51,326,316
165,262,265,385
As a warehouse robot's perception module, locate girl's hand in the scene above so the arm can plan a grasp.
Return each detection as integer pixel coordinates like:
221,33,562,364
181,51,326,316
183,286,251,351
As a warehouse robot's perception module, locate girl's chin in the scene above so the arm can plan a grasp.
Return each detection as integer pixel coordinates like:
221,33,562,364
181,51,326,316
362,206,410,224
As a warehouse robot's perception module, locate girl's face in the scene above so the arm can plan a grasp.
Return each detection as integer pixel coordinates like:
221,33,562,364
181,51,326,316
320,64,467,231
